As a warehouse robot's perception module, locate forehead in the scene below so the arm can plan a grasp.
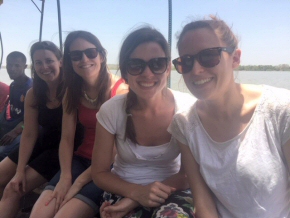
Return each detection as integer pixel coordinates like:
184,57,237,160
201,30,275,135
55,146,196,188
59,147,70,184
69,38,96,51
179,28,222,55
33,49,57,61
6,57,25,65
130,42,165,60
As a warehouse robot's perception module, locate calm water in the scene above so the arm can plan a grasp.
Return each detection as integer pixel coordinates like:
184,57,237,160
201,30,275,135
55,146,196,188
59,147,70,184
1,69,289,94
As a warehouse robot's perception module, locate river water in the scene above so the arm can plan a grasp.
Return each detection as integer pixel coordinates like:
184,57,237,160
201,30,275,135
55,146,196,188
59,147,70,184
1,69,289,94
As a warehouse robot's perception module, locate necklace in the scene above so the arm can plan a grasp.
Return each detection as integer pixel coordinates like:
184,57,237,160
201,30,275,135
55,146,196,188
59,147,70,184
83,90,98,104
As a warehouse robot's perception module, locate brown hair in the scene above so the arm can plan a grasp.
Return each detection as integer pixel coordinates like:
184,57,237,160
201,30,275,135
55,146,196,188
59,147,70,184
177,15,238,52
119,26,170,144
63,30,110,113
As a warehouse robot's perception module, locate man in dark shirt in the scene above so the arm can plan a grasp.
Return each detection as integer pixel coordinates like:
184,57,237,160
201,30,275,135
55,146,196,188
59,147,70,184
0,51,33,160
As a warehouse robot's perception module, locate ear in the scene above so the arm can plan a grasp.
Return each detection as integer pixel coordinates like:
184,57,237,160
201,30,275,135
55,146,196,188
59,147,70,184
232,49,241,69
59,58,63,67
99,53,105,63
166,62,172,77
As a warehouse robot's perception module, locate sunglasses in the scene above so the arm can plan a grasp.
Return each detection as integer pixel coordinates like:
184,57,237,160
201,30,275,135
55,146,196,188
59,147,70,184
126,57,168,75
172,47,235,74
68,48,99,62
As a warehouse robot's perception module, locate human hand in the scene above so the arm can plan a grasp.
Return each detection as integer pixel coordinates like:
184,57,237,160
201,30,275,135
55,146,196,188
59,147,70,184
0,130,18,145
59,180,84,209
100,198,139,218
132,181,175,207
45,178,72,214
9,170,26,193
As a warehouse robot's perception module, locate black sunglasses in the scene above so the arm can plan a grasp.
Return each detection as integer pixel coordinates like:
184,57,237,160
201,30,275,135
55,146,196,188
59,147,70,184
68,48,99,62
172,47,235,74
126,57,168,75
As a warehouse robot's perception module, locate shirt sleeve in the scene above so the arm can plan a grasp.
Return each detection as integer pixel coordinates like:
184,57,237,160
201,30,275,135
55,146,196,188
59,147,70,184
168,112,189,146
277,94,290,146
96,97,118,135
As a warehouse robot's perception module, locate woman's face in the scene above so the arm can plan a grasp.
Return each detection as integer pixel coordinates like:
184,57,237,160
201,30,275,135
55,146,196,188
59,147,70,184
127,42,170,101
69,38,103,82
178,28,240,100
33,49,62,84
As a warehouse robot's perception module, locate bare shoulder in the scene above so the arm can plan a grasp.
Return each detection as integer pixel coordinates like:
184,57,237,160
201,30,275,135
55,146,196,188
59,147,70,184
25,88,37,105
110,74,128,95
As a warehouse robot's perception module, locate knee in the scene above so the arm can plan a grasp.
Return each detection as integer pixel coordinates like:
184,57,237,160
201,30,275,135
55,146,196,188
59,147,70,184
1,182,23,200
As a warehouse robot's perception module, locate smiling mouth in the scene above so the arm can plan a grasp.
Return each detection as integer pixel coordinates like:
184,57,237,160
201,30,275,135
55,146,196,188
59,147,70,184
79,64,93,69
139,82,155,87
193,78,213,85
42,71,52,75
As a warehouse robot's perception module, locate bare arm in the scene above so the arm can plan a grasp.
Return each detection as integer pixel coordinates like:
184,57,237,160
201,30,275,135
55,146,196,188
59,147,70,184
161,160,189,191
92,123,172,208
45,91,77,212
11,89,39,192
58,95,77,182
179,142,219,218
0,121,23,145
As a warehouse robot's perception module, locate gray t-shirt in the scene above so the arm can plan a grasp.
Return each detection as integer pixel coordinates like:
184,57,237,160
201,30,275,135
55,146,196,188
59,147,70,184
169,85,290,218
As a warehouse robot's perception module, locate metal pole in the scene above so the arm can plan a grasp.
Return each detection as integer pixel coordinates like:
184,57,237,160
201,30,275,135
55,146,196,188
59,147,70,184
0,32,3,69
56,0,63,52
167,0,172,88
39,0,45,41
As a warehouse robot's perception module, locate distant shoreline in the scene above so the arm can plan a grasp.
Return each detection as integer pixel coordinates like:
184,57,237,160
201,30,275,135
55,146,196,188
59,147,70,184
1,64,290,71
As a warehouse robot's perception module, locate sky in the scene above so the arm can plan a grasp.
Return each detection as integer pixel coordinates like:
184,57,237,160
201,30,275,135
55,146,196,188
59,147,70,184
0,0,290,67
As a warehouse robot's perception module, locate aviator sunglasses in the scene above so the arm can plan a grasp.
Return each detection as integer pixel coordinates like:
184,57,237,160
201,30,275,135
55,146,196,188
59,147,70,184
126,57,168,75
68,48,99,62
172,47,235,74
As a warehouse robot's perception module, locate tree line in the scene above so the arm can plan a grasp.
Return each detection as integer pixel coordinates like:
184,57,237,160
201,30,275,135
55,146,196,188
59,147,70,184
237,64,290,71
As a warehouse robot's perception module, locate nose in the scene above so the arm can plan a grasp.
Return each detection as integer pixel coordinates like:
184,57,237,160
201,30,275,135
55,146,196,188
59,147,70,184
42,62,50,69
142,65,154,77
80,53,89,61
191,59,205,75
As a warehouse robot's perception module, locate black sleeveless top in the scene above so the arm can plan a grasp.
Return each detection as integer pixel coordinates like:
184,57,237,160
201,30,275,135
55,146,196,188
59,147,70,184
37,104,83,150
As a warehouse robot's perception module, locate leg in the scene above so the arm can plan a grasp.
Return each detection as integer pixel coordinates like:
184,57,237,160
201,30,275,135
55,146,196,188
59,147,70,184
54,198,95,218
0,135,21,161
30,190,56,218
152,189,195,218
0,166,47,218
0,157,17,196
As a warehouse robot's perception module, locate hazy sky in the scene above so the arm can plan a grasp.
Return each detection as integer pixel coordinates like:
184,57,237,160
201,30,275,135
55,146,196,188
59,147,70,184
1,0,290,66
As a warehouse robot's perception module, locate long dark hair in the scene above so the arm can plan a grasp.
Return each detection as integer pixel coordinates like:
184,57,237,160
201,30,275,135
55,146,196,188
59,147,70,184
119,26,170,144
30,41,63,107
63,30,110,114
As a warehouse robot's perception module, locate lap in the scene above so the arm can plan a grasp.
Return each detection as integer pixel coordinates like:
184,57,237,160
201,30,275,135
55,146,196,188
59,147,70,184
8,139,59,181
47,155,103,213
103,189,195,218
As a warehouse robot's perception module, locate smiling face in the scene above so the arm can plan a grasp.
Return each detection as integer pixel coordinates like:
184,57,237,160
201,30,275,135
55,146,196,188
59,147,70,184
69,38,103,82
179,28,239,100
127,42,169,100
33,49,62,84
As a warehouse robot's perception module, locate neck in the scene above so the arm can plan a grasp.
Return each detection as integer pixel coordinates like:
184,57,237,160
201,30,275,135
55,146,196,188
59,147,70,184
46,78,60,98
135,88,171,112
14,73,27,83
198,83,243,120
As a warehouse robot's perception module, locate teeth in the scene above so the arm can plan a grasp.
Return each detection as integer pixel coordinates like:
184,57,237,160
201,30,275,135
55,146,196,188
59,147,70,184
80,65,92,69
42,72,51,75
139,82,154,87
194,78,212,85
